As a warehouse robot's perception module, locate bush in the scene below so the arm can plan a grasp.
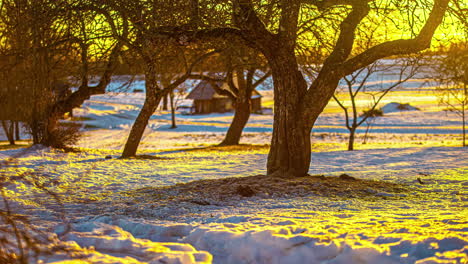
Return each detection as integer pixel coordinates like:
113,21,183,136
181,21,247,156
25,121,82,149
361,108,384,118
46,123,82,149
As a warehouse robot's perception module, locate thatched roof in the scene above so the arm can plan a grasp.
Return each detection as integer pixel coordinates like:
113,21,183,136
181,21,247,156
186,80,263,100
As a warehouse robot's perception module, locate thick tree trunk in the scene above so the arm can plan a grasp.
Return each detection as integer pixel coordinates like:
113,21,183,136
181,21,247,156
220,98,251,146
265,48,311,178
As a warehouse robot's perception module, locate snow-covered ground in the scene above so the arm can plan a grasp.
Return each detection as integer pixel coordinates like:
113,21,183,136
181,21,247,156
0,81,467,263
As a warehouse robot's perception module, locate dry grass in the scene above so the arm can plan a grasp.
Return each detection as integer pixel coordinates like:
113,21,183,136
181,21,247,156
129,173,411,207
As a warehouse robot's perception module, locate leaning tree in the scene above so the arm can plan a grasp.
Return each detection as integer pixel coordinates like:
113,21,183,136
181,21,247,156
95,0,222,157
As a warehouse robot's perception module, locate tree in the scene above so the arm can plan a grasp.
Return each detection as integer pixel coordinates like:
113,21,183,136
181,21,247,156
95,0,224,157
42,2,129,148
0,0,125,148
219,50,270,146
215,0,447,177
0,0,67,144
121,48,217,157
190,47,271,146
332,57,420,150
434,43,468,146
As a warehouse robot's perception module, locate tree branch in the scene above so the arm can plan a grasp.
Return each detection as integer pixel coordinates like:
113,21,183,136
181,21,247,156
340,0,450,76
302,0,371,10
253,70,272,89
160,50,222,97
333,94,352,130
323,2,370,65
232,0,277,50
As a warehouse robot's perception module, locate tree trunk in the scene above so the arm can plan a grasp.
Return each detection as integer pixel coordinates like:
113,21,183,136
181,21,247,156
170,91,177,129
348,127,356,151
122,64,161,158
363,120,373,144
1,120,15,145
220,98,251,146
29,112,41,144
462,105,466,147
14,121,20,140
121,93,161,157
42,112,60,147
162,94,168,111
265,48,311,178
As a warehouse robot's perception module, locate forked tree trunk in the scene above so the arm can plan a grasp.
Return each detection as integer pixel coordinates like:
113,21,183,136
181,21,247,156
122,67,161,158
219,98,251,146
363,120,373,144
265,48,311,178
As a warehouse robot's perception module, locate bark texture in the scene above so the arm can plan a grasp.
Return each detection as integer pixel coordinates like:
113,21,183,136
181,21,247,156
220,98,251,146
265,47,311,177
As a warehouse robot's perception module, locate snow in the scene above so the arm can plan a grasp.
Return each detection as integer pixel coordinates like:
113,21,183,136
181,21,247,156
381,102,420,113
0,77,467,264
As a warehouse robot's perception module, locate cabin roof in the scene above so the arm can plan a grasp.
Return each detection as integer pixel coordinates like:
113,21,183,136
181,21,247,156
186,81,222,100
186,80,263,100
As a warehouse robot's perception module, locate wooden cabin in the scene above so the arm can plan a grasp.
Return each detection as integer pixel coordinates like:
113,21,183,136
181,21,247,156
186,80,262,114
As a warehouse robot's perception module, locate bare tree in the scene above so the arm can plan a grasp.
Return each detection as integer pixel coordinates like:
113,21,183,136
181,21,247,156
121,48,217,157
0,0,125,148
220,50,270,146
332,57,421,150
95,0,223,157
189,47,271,146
